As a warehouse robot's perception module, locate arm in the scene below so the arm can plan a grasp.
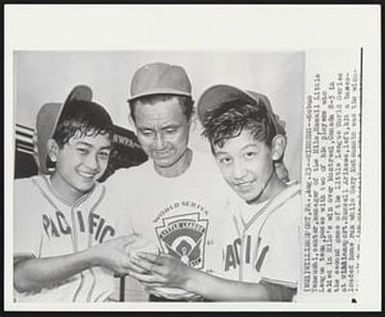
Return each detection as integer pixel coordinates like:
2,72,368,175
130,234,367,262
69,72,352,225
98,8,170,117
14,234,144,293
129,253,296,302
183,268,296,301
15,250,94,293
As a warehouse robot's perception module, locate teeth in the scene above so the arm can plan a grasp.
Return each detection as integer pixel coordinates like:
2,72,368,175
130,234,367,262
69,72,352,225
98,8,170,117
79,172,95,178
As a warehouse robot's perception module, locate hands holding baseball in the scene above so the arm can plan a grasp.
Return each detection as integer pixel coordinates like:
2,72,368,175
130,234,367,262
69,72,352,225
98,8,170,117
128,252,193,290
88,234,198,298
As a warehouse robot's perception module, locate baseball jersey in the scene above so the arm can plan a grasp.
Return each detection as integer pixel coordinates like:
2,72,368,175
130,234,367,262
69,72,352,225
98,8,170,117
105,150,236,299
220,183,301,289
13,175,131,302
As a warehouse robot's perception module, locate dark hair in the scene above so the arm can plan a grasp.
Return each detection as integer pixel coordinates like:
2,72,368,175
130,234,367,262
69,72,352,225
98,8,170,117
129,95,194,122
52,99,114,148
202,99,281,149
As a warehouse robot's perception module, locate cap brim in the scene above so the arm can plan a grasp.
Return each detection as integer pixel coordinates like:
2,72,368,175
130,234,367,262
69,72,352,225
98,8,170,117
35,103,62,174
197,85,258,122
127,89,191,102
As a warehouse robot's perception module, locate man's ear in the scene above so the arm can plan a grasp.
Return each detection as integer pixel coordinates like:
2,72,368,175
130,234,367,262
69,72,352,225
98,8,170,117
271,134,286,161
128,113,136,127
187,115,194,131
46,139,59,163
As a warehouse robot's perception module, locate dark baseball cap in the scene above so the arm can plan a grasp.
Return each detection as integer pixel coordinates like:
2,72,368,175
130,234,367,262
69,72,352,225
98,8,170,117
197,84,285,136
35,85,93,174
128,62,192,102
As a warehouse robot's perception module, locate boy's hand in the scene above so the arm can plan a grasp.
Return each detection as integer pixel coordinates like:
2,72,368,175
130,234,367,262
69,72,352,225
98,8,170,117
87,234,147,275
128,252,191,289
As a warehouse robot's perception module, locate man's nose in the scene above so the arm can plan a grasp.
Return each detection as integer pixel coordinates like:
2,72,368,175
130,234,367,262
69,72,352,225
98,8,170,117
154,132,166,149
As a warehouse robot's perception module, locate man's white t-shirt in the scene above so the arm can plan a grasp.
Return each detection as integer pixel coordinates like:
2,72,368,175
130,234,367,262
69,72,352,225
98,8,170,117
105,150,236,299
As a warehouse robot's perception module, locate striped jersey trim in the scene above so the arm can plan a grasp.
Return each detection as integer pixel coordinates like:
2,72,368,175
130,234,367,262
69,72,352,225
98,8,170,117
244,184,300,232
42,175,94,207
255,185,300,247
71,191,97,302
86,185,106,302
94,289,110,302
32,177,60,211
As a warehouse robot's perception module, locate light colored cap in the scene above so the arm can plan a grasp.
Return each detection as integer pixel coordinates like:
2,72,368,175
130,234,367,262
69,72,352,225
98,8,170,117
128,62,192,101
197,84,285,136
35,85,93,174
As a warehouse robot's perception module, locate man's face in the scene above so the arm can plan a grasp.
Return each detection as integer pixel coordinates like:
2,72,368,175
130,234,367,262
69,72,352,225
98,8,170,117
133,97,191,171
213,129,274,203
52,132,112,199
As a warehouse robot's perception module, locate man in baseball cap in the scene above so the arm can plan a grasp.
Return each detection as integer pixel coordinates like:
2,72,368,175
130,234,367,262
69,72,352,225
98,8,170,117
105,63,237,301
14,86,143,302
128,84,301,301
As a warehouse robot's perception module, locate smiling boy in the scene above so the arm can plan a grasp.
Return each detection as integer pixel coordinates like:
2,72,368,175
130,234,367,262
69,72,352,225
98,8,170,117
13,86,139,302
129,85,301,301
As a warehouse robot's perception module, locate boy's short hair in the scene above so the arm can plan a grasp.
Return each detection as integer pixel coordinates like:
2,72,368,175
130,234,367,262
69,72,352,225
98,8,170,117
52,99,114,148
201,99,280,148
197,85,286,149
129,94,194,122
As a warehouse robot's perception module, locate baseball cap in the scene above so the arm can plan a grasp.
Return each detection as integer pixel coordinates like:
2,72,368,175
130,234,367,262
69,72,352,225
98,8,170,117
197,84,285,136
128,62,192,102
35,85,93,174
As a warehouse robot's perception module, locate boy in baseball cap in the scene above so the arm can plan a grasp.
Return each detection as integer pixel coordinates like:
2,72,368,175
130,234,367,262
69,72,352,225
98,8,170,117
14,86,141,302
128,85,301,301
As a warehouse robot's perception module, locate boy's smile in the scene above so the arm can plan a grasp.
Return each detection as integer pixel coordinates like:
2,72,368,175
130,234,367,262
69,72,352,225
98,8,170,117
50,132,112,204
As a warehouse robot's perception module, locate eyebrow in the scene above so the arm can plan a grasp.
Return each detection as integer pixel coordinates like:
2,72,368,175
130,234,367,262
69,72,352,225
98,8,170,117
162,124,179,129
214,143,259,156
241,143,259,151
75,141,112,150
138,123,180,130
75,141,92,147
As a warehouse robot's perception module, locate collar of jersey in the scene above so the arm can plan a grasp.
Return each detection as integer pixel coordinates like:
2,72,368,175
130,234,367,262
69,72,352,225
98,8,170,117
41,174,96,207
242,182,300,232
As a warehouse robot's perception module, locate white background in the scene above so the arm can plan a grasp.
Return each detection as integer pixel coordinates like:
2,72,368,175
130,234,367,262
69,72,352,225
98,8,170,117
5,4,381,311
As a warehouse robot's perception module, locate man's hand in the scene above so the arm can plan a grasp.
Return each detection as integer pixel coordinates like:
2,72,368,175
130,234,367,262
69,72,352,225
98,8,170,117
87,234,148,275
128,252,192,289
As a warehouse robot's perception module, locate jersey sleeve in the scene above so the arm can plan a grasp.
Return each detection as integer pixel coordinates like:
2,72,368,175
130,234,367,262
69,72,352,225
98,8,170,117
259,198,301,289
13,179,43,259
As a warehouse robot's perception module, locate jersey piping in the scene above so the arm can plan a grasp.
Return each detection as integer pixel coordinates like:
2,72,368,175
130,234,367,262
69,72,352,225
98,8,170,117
86,186,106,302
243,183,300,232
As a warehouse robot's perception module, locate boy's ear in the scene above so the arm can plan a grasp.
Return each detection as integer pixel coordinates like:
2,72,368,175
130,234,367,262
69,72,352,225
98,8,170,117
271,134,286,161
46,139,59,162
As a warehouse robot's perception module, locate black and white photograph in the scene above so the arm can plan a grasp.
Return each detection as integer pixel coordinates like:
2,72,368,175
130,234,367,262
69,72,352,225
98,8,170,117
4,4,381,312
